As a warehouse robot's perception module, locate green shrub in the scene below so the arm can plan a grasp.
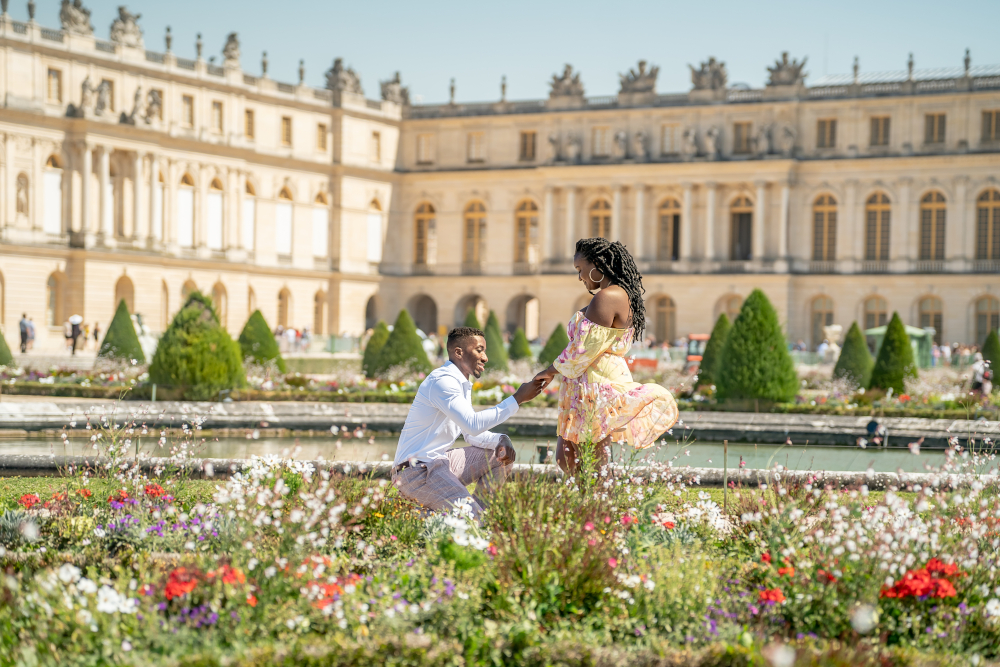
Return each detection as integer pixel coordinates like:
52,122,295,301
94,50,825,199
483,310,508,372
369,310,431,377
868,312,917,394
238,310,285,372
98,299,146,363
0,327,13,367
983,330,1000,391
717,289,797,403
148,291,245,401
463,308,481,330
538,323,569,367
697,313,730,387
362,320,390,379
833,321,873,388
508,327,533,362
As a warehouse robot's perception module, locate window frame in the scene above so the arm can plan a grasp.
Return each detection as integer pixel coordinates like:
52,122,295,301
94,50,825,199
589,199,612,238
918,296,943,344
317,123,328,151
919,192,946,260
865,193,891,260
370,131,381,162
924,113,946,145
976,189,1000,260
413,203,436,265
181,94,194,127
466,132,485,163
244,108,255,139
870,116,890,147
416,134,434,165
863,296,888,331
280,116,293,147
657,198,681,261
812,195,838,261
519,131,537,161
211,100,223,133
660,123,680,155
732,121,752,154
514,199,539,264
46,68,62,103
816,118,837,149
592,127,610,158
983,110,1000,143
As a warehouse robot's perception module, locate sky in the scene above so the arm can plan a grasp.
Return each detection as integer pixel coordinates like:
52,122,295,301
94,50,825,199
17,0,1000,104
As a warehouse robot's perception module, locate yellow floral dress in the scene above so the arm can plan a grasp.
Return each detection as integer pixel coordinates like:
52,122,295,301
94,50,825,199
553,311,678,448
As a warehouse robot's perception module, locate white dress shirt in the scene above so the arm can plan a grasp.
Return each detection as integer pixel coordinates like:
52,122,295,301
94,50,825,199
393,361,519,465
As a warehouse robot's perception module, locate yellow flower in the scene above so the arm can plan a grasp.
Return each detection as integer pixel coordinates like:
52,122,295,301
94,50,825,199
372,512,384,518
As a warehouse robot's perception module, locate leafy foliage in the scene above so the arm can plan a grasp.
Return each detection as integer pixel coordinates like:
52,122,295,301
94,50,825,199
0,327,13,367
97,299,146,363
868,312,917,394
238,310,286,372
368,310,431,378
463,308,481,330
983,329,1000,390
148,291,245,400
538,323,569,367
833,322,873,388
697,313,730,387
483,310,508,372
361,320,390,379
717,289,797,403
508,327,533,362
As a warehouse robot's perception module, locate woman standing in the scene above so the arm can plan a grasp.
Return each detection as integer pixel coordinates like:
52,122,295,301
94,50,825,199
534,238,678,472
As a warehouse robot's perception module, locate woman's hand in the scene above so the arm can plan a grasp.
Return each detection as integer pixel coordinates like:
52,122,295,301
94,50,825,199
534,365,558,388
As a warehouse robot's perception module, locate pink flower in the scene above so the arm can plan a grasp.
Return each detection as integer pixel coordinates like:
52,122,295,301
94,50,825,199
583,521,595,532
608,558,618,569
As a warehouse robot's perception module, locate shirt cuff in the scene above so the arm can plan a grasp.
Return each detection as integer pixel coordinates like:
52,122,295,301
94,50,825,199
499,395,519,416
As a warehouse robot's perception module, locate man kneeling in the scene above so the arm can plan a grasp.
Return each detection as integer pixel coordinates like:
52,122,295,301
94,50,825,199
391,326,544,518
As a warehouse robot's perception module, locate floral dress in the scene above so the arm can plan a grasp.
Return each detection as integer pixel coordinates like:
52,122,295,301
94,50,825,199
553,311,678,448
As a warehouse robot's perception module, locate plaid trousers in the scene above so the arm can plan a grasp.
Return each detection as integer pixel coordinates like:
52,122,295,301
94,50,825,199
392,446,510,518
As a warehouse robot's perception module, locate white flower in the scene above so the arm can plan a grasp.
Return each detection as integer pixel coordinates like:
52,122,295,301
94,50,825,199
96,586,122,614
121,640,132,652
57,563,81,584
93,528,106,538
77,578,98,594
76,609,93,625
264,566,277,578
985,598,1000,618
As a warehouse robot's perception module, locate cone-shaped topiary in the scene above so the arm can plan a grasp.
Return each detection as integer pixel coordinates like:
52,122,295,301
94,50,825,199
538,323,570,367
463,308,481,330
362,320,390,379
149,291,245,400
697,313,730,388
238,310,286,372
98,299,146,363
0,327,13,367
369,310,431,378
980,329,1000,392
868,312,917,394
833,321,874,388
483,310,509,372
717,289,798,403
508,327,533,361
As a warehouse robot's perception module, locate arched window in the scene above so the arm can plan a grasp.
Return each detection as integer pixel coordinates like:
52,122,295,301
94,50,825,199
178,173,195,248
45,273,64,327
207,178,225,251
463,201,486,269
506,294,540,339
455,294,487,328
652,295,676,344
181,279,197,303
276,187,293,256
812,195,837,261
918,296,943,344
863,296,887,330
976,189,1000,260
718,295,742,323
414,203,435,265
367,199,383,263
514,200,539,266
313,291,326,336
242,180,256,251
919,191,946,260
277,288,291,328
43,155,63,235
160,280,169,330
865,192,891,261
211,282,228,328
730,196,753,261
657,198,681,261
976,296,1000,344
409,295,438,335
312,192,329,258
114,275,135,313
589,199,611,238
365,296,378,330
810,296,834,350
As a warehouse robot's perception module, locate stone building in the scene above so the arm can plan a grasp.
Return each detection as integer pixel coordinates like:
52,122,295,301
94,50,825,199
1,5,999,352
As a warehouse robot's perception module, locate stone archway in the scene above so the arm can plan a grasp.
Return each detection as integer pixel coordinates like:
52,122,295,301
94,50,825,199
454,294,487,328
408,294,438,335
506,294,540,339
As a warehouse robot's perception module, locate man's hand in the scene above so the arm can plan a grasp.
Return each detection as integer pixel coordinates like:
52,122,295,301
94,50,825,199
512,376,547,405
495,435,516,465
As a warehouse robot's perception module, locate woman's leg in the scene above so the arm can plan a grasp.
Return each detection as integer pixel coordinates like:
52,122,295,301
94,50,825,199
556,436,611,474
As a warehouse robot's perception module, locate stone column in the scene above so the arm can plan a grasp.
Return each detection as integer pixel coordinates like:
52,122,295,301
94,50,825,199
543,186,554,261
894,177,912,261
753,181,766,260
98,146,112,241
148,155,160,244
565,186,576,259
779,181,791,258
61,143,73,236
680,182,693,260
80,143,92,235
949,176,967,261
164,160,176,247
704,182,717,261
133,151,145,245
30,138,40,230
633,183,645,257
611,185,622,242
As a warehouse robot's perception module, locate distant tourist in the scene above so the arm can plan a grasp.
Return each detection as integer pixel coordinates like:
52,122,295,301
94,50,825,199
63,321,73,351
18,313,29,353
971,353,987,393
26,317,35,351
70,318,83,356
931,343,940,367
816,339,830,359
941,343,951,366
93,322,101,346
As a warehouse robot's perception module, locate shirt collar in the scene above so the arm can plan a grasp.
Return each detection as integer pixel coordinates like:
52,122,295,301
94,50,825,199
441,360,472,388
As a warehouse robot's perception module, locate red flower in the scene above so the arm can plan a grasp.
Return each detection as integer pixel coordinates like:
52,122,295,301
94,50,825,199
778,565,795,577
926,558,959,578
144,484,166,498
880,559,963,599
759,588,785,604
662,521,675,530
50,492,67,501
209,565,245,585
761,552,772,564
487,544,498,557
75,488,93,498
108,489,130,504
608,558,618,569
246,594,257,607
164,567,199,600
899,394,911,402
816,569,837,584
18,494,40,510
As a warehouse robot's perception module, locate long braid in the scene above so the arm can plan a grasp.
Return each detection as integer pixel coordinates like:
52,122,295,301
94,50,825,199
575,237,647,341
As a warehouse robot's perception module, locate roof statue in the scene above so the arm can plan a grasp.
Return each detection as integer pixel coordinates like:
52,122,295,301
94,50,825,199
767,52,807,86
549,64,584,98
690,57,727,90
619,60,658,94
380,72,410,106
325,58,363,95
109,6,142,48
60,0,93,36
222,32,240,64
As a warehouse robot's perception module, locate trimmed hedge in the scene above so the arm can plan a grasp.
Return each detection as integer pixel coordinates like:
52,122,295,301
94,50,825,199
717,289,797,403
98,299,146,363
463,308,482,330
508,327,533,361
833,322,873,388
362,320,390,379
369,310,431,377
483,310,509,372
538,323,569,367
868,312,917,394
148,291,245,401
238,310,286,372
697,313,730,387
983,330,1000,390
0,327,13,367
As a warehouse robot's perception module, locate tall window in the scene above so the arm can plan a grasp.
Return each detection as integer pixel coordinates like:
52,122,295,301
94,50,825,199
863,296,887,330
211,282,228,329
466,132,485,163
181,95,194,127
207,178,224,251
977,296,1000,343
870,116,890,146
652,296,676,344
43,155,63,236
983,110,1000,143
519,131,537,161
152,171,164,240
177,173,195,248
275,187,293,256
733,122,752,154
370,131,381,162
977,189,1000,260
590,199,611,238
865,192,891,261
657,198,681,261
817,119,837,148
811,296,834,349
47,68,62,103
919,192,946,260
514,200,539,264
46,273,63,327
592,127,610,157
211,101,223,132
812,195,837,261
313,291,326,336
414,203,435,265
924,113,946,144
244,108,255,139
416,134,433,164
277,288,290,328
281,117,292,146
161,281,169,330
312,193,329,258
463,201,487,267
918,296,943,344
317,124,328,151
660,124,680,155
730,196,753,261
242,181,256,251
367,200,383,263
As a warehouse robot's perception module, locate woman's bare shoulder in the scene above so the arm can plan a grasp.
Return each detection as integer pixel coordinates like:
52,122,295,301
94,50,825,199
586,287,628,327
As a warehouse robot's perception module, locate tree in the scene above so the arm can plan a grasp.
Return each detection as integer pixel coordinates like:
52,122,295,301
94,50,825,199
697,313,730,387
538,323,570,367
508,327,533,362
369,309,431,377
97,299,146,363
980,329,1000,392
149,291,245,400
483,310,509,372
717,289,798,403
238,310,286,372
0,328,13,367
463,308,481,330
362,320,390,379
832,321,873,388
868,312,918,394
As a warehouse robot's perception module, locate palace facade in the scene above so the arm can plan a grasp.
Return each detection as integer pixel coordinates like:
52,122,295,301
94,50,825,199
2,4,1000,352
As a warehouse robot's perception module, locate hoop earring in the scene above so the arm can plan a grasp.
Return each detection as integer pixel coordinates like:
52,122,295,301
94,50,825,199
589,268,605,284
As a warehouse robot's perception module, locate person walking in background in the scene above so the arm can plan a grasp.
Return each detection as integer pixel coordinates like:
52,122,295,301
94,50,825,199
941,342,952,367
93,322,101,347
18,313,29,353
63,321,72,351
70,319,82,356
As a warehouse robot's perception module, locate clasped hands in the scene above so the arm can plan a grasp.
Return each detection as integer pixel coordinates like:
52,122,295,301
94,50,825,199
510,364,558,405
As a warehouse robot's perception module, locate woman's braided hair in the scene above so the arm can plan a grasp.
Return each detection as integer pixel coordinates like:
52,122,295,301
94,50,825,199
575,237,647,340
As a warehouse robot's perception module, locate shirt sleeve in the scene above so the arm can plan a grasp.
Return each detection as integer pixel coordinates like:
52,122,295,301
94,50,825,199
552,318,617,379
429,375,519,446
